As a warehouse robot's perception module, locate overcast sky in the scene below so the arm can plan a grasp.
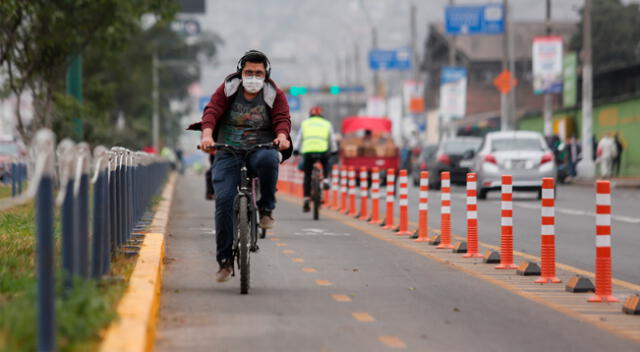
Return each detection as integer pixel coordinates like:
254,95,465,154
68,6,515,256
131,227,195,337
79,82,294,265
188,0,597,92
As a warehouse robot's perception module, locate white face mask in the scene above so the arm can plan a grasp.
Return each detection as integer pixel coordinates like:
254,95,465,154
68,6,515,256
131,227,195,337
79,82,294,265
242,76,264,93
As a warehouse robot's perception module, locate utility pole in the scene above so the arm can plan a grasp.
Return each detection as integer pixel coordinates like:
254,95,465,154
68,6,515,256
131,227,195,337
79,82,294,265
411,3,418,80
543,0,553,136
446,0,456,139
372,27,380,96
578,0,595,178
152,52,160,153
500,0,510,131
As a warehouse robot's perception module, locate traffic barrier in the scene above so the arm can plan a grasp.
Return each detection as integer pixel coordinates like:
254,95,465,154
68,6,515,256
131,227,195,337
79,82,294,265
340,166,348,213
331,165,339,209
358,167,369,219
369,167,382,224
588,180,618,303
436,171,454,249
382,169,396,229
535,178,561,283
347,166,357,216
414,171,429,242
496,175,517,269
463,173,483,258
395,169,412,235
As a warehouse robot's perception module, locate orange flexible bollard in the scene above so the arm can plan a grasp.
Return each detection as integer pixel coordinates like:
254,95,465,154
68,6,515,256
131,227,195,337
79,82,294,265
496,175,517,269
383,169,396,229
415,171,430,242
437,171,454,249
369,167,382,224
297,169,304,198
358,167,369,220
330,165,339,209
463,173,483,258
347,167,358,216
535,178,561,283
339,166,348,213
396,170,412,235
588,180,618,303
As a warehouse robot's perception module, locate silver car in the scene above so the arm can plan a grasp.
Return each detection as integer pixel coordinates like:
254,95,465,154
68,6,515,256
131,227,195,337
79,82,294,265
468,131,556,199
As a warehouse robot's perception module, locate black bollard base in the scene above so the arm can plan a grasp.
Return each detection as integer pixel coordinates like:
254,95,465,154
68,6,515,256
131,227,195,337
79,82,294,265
483,250,501,264
452,241,467,253
428,235,441,246
516,261,541,276
565,276,595,293
409,229,419,239
131,233,146,240
379,220,386,227
622,294,640,315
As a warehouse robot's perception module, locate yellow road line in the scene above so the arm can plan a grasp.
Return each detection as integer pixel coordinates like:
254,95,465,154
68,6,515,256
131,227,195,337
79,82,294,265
282,249,295,254
276,243,288,247
302,267,317,273
378,336,407,349
292,258,305,263
315,280,333,286
270,237,280,241
352,312,376,322
332,294,352,302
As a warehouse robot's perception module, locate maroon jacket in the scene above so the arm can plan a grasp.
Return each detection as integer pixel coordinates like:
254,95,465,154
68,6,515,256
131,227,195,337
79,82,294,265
187,72,293,160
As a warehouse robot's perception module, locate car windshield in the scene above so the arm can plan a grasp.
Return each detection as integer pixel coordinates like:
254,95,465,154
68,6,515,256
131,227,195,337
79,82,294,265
0,144,18,155
442,140,481,155
491,138,544,152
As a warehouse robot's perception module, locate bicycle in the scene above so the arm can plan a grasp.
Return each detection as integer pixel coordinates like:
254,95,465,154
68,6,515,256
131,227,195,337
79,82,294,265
310,161,323,220
200,143,273,294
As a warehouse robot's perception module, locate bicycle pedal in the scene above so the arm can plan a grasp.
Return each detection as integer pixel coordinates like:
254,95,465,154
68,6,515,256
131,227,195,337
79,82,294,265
250,245,260,252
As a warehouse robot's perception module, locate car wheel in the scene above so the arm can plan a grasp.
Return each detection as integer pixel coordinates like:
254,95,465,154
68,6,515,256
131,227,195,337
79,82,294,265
537,188,543,200
478,188,488,200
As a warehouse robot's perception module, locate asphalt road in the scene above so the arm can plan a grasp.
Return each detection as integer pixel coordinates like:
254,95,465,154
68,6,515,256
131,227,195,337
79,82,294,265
155,173,640,351
397,181,640,284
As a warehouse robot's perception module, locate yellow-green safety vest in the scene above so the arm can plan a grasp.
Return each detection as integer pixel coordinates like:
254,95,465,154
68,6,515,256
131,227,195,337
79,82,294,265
301,117,331,153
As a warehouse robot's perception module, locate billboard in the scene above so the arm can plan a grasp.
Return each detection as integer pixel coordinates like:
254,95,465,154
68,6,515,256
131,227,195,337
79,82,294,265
533,36,563,95
439,67,467,121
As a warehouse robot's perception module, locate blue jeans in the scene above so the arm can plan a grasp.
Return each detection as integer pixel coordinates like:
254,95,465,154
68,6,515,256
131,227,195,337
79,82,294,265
212,149,280,263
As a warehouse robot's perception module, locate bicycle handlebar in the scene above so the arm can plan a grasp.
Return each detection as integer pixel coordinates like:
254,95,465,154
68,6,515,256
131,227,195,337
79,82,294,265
197,143,276,153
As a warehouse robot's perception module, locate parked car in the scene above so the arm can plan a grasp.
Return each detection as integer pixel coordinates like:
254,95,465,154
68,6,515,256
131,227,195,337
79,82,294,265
411,144,438,186
428,137,482,189
469,131,557,200
0,141,26,182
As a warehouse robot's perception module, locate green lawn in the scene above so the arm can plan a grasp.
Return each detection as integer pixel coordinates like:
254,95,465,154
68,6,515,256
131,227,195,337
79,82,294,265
0,202,136,352
0,185,12,200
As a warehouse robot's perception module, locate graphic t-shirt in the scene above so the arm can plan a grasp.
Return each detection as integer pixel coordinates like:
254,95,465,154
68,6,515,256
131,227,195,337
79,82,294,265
217,87,274,147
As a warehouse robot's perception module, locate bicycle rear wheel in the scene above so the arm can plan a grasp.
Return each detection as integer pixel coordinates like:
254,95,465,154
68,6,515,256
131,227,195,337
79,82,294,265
312,174,321,221
238,196,250,294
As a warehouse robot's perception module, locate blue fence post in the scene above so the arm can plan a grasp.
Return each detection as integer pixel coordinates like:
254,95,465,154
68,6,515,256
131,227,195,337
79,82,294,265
108,151,117,269
57,139,77,291
91,146,107,279
75,143,91,279
32,129,57,352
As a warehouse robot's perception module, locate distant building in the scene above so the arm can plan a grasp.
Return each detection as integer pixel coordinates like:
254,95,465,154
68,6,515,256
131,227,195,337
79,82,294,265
421,22,577,134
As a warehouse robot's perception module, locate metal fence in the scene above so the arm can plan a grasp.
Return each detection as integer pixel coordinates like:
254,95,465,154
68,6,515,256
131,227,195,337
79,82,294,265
14,129,171,352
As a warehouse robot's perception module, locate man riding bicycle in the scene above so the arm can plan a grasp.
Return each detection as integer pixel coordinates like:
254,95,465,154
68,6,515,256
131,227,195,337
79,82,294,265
293,106,337,212
190,50,292,282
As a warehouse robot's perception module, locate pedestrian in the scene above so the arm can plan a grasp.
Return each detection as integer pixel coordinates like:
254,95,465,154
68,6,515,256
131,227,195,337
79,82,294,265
596,133,618,179
566,136,582,181
613,132,624,176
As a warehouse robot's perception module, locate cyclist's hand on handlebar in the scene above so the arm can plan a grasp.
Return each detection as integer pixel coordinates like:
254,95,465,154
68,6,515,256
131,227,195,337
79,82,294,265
273,133,290,151
200,135,214,151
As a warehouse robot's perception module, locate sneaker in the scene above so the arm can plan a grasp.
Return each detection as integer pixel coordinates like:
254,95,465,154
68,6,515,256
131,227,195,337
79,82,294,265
303,198,310,213
259,209,275,229
215,260,233,282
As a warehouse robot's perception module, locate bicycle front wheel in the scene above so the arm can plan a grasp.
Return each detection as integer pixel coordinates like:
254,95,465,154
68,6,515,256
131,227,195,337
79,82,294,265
238,196,250,294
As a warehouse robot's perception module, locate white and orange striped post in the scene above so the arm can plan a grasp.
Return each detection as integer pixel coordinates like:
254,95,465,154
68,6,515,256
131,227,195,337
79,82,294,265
463,173,483,258
588,180,618,303
415,171,430,242
535,178,561,283
358,167,369,220
382,169,396,229
285,163,293,195
347,166,358,216
396,169,412,235
436,171,454,249
496,175,517,269
330,165,339,210
369,167,382,224
339,166,348,213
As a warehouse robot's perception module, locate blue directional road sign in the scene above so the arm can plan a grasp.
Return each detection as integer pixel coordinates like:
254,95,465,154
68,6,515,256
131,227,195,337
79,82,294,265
369,48,412,71
198,96,209,112
287,95,301,112
445,4,504,35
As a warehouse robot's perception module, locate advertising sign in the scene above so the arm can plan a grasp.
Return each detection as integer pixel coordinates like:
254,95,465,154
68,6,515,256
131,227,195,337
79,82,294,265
403,80,425,114
533,36,564,95
439,67,467,121
563,52,578,107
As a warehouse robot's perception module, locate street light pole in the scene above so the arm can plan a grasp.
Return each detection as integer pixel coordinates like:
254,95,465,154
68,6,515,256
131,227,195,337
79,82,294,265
578,0,595,179
543,0,553,137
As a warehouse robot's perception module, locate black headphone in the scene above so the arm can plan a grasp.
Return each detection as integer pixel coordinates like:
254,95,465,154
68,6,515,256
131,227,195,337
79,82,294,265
236,50,271,78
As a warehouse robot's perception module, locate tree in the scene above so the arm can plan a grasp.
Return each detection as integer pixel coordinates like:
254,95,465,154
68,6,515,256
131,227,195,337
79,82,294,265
570,0,640,73
0,0,176,143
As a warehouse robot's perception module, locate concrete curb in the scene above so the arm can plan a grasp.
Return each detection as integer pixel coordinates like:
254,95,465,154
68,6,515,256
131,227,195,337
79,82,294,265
99,173,177,352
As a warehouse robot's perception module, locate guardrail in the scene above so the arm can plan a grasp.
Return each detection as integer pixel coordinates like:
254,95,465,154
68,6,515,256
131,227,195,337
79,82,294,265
13,129,171,351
